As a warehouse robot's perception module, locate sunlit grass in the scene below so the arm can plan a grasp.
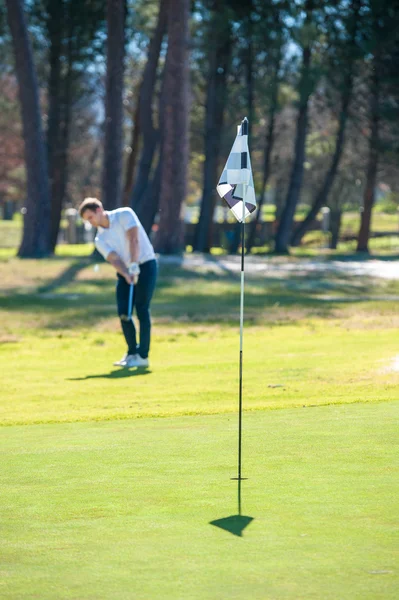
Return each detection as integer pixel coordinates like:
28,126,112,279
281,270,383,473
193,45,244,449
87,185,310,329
1,207,397,257
0,254,398,426
1,402,398,599
0,252,398,599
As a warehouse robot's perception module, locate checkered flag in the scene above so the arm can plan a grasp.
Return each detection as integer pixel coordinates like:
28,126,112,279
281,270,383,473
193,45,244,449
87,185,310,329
216,117,256,222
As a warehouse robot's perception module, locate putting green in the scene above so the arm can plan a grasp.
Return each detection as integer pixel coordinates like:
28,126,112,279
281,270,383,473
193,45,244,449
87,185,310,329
0,401,397,599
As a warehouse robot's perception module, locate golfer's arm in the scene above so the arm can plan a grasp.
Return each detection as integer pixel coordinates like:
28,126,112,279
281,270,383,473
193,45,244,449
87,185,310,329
107,251,129,278
126,226,139,264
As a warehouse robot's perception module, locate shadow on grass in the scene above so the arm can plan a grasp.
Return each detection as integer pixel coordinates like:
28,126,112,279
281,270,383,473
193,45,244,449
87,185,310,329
254,250,399,261
210,515,254,537
67,368,151,381
305,252,399,262
0,261,393,330
210,478,254,537
37,259,94,294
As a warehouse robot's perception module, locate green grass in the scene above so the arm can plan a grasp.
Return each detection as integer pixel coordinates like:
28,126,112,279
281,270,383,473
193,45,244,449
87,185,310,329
341,209,398,234
0,253,398,598
0,219,22,247
1,207,398,255
1,403,398,599
0,253,397,424
0,325,398,426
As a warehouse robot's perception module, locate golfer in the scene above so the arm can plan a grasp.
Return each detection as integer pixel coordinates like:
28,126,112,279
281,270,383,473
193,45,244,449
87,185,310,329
79,198,157,368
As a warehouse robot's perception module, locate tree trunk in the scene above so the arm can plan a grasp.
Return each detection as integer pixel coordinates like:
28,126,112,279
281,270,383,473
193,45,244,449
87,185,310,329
82,146,100,192
137,156,162,235
135,34,170,236
122,93,140,206
6,0,51,257
46,0,63,245
130,0,168,210
102,0,125,211
193,3,231,253
329,208,342,249
227,223,241,254
290,87,351,248
274,168,285,224
246,2,254,140
274,0,313,254
49,72,72,250
291,0,360,247
357,61,380,252
135,76,166,235
246,53,280,253
154,0,190,254
49,9,74,251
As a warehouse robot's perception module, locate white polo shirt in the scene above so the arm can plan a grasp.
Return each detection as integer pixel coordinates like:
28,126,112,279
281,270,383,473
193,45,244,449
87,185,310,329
95,208,155,266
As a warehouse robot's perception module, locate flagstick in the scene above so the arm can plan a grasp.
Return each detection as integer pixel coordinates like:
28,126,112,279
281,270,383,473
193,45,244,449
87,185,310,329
238,476,242,516
219,117,252,497
238,186,246,483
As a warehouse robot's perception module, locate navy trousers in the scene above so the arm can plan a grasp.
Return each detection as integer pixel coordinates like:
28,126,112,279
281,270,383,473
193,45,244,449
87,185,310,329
116,259,157,359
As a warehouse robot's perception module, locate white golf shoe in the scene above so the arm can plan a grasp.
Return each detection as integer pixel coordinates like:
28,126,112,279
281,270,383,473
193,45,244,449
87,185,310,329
125,354,149,368
113,353,129,366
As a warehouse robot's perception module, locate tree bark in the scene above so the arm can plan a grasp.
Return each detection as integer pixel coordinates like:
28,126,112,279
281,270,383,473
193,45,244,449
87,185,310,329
154,0,190,254
130,0,168,211
135,59,167,235
246,1,254,140
193,3,231,253
246,52,281,253
122,93,140,206
102,0,125,211
290,96,351,247
82,146,100,192
49,6,74,251
49,66,72,250
291,0,360,247
357,60,380,252
46,0,63,238
274,0,314,254
329,208,342,249
137,155,162,234
6,0,51,257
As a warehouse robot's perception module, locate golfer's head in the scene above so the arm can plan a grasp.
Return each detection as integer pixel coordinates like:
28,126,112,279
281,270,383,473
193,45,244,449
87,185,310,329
79,198,104,227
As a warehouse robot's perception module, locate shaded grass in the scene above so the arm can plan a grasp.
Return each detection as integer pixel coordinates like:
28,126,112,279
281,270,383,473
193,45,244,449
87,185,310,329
0,254,398,331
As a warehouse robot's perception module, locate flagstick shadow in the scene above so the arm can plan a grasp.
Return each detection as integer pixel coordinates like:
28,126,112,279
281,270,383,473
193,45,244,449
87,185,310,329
209,477,254,537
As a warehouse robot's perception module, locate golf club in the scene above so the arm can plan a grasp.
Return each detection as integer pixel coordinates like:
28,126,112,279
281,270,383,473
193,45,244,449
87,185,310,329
128,281,134,320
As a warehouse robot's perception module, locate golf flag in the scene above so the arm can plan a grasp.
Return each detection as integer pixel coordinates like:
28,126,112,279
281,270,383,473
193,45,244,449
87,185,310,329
216,117,256,222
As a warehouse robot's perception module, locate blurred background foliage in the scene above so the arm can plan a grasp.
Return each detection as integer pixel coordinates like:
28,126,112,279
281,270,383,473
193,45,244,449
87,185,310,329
0,0,398,256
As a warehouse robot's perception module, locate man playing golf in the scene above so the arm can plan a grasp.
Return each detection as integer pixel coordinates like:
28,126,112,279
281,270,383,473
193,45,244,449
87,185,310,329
79,198,157,368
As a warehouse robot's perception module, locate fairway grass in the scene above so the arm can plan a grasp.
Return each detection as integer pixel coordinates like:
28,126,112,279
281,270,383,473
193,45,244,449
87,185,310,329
0,253,398,425
0,325,398,425
0,253,398,598
0,402,398,600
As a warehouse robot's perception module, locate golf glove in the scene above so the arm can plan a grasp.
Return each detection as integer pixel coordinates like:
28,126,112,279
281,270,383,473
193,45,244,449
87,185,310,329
128,262,140,277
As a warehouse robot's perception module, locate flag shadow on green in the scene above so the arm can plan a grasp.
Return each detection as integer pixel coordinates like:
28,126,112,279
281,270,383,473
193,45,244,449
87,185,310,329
210,477,254,536
210,514,254,537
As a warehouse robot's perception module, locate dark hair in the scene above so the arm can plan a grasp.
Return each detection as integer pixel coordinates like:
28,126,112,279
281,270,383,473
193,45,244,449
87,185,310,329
78,197,103,217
